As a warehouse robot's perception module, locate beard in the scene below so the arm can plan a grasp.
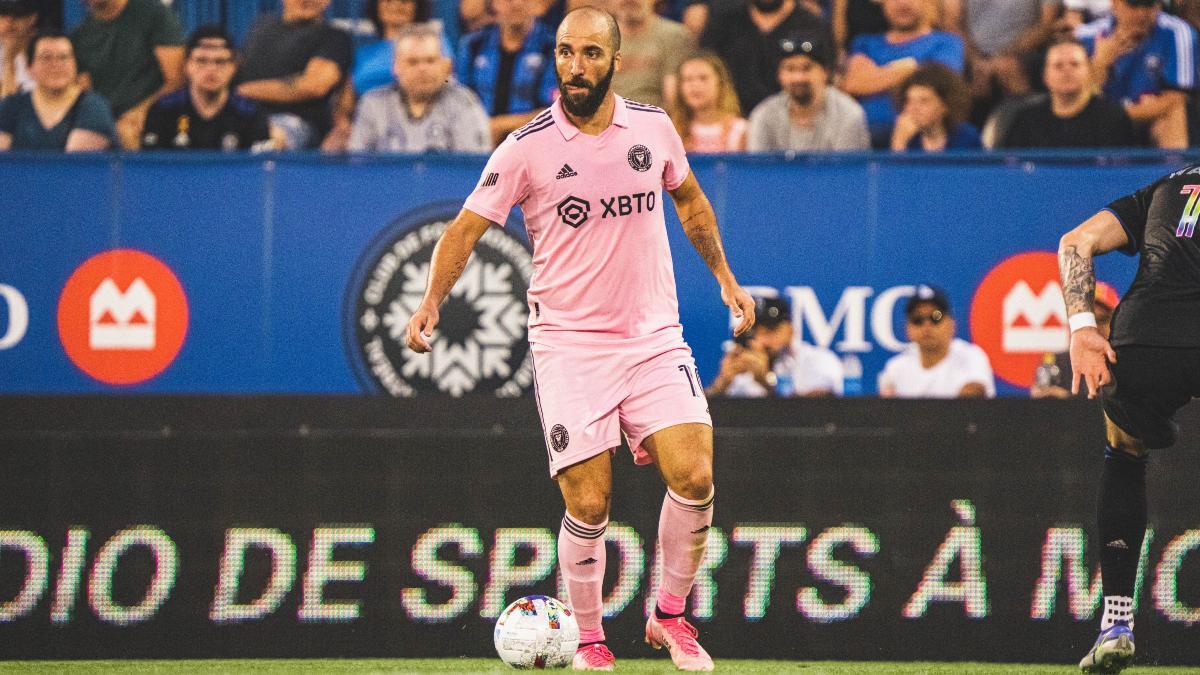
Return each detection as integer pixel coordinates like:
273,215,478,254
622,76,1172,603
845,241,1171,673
557,60,616,118
787,83,813,107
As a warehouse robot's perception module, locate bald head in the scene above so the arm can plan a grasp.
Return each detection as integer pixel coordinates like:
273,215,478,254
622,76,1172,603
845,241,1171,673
558,6,621,53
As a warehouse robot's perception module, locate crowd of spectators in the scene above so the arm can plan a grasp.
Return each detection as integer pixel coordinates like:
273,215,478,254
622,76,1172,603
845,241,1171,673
5,0,1200,153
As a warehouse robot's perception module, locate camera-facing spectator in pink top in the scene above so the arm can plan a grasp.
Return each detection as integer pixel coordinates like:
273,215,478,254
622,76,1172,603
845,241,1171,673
669,51,747,152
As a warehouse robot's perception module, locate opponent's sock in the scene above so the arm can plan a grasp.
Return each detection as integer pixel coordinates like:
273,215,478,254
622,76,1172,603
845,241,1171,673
1101,596,1135,631
559,512,607,643
1098,446,1147,629
655,487,714,613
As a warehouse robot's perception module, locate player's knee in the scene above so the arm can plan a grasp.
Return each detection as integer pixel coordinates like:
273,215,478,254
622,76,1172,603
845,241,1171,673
568,492,611,525
1105,416,1148,458
670,467,713,501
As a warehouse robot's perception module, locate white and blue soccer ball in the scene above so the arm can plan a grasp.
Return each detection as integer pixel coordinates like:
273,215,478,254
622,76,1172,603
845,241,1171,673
493,595,579,669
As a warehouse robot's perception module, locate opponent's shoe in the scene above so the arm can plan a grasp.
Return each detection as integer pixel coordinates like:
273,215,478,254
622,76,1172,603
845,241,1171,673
573,642,615,671
645,614,714,671
1079,621,1135,674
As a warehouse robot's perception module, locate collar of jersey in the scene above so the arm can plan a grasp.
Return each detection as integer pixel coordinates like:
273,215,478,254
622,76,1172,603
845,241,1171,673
552,94,630,140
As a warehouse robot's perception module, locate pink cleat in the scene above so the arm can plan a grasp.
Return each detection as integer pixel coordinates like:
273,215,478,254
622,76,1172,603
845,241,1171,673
645,614,714,671
573,642,616,671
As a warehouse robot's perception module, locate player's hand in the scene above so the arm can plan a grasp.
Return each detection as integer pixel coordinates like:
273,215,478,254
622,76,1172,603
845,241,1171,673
722,284,756,336
1069,327,1117,399
405,302,440,353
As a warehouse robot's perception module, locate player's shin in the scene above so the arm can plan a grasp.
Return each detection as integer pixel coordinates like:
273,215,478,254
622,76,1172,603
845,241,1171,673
559,512,608,644
1098,446,1148,630
655,487,714,617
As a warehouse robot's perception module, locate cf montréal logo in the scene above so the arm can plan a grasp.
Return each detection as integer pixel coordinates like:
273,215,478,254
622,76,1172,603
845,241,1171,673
345,203,535,398
557,195,590,228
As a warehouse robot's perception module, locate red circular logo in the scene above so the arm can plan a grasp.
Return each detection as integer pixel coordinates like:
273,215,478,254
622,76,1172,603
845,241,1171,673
57,249,189,385
969,251,1066,389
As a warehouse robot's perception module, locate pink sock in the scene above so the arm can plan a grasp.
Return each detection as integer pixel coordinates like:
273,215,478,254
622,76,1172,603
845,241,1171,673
559,512,607,642
656,487,714,616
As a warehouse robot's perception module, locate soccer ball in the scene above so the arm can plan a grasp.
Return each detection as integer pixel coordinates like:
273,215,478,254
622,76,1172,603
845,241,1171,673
494,595,579,669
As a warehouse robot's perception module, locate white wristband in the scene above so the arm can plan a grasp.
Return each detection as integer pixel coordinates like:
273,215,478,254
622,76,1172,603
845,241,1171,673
1069,312,1097,333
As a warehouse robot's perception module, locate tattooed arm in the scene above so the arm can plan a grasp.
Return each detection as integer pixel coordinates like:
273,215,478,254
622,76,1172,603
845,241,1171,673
1057,210,1130,397
669,171,757,336
1059,244,1097,318
405,209,494,353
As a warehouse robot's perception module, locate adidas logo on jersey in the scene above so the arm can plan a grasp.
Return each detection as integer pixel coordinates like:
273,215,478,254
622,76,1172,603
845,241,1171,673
576,557,598,565
1107,539,1130,550
556,164,578,180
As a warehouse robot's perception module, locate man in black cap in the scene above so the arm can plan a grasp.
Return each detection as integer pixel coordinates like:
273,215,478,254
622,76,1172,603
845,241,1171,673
142,26,273,151
707,295,844,397
747,29,870,151
0,0,37,97
699,0,827,112
878,285,995,398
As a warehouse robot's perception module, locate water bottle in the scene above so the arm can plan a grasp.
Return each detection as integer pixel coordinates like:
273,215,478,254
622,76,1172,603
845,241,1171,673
842,354,863,396
1034,352,1060,389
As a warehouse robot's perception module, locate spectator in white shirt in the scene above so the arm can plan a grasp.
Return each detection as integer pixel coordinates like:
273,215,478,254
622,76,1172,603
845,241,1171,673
879,285,996,398
707,296,844,397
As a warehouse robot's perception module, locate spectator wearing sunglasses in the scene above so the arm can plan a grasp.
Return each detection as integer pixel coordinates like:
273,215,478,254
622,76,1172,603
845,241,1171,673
878,285,995,398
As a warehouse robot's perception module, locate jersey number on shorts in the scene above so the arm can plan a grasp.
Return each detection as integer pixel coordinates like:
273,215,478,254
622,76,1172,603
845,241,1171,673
678,364,702,397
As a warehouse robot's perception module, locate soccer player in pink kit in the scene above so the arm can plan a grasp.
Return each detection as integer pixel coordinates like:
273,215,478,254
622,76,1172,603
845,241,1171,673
405,7,754,671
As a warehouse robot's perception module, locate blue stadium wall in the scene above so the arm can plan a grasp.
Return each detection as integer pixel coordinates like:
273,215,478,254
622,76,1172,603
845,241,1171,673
0,151,1172,396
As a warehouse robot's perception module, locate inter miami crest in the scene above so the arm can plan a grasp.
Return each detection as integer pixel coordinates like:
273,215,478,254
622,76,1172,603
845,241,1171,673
345,203,535,397
627,144,652,172
550,424,570,452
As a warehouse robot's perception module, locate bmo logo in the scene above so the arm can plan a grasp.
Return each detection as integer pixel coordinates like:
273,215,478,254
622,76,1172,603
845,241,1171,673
57,250,189,386
0,284,29,350
741,284,920,353
967,251,1115,388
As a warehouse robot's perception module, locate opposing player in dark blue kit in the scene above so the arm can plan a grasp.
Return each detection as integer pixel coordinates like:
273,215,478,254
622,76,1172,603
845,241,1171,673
1058,165,1200,673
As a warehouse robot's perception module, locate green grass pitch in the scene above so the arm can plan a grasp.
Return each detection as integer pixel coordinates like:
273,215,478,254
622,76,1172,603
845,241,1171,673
1,661,1198,674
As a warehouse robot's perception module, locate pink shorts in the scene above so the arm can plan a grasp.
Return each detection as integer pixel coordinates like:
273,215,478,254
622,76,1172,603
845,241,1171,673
530,336,712,477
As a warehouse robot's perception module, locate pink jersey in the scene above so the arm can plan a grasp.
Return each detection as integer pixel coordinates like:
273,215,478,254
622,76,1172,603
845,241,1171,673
464,96,691,344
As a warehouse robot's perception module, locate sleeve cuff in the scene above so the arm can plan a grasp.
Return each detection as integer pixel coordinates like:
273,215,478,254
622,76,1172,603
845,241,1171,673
462,202,508,227
1102,207,1139,256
